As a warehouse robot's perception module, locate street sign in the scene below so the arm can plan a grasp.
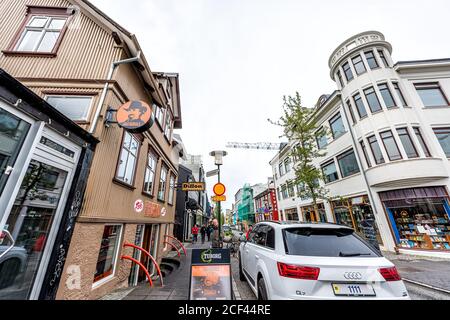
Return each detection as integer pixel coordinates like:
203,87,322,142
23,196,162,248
212,195,226,202
206,169,219,177
182,182,205,191
189,249,232,300
213,183,226,196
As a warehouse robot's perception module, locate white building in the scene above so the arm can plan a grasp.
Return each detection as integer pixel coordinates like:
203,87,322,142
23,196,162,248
271,31,450,258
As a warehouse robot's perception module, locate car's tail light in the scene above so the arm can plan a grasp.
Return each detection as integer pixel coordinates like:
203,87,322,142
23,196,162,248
379,267,401,281
277,262,320,280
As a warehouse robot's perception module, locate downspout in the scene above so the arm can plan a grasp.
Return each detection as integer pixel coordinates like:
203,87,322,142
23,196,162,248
89,50,142,134
339,95,379,218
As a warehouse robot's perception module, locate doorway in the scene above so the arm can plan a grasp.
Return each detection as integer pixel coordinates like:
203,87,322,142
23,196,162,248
138,224,160,282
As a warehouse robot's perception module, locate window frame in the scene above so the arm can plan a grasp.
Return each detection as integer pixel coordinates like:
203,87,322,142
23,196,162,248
363,86,382,113
413,127,431,157
168,174,176,205
346,100,356,124
360,140,372,168
378,83,397,109
315,127,328,149
5,6,73,57
353,92,368,119
392,82,408,107
142,148,158,196
396,127,419,159
342,61,354,82
433,127,450,158
158,164,168,202
364,50,379,70
329,112,346,140
351,54,367,75
377,49,390,68
45,94,94,122
337,148,360,178
114,131,141,188
321,159,339,184
367,135,385,165
414,82,450,107
379,130,403,161
336,70,345,88
93,224,123,287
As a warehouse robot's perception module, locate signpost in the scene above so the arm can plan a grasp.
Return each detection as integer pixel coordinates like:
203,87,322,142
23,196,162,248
182,182,205,191
212,195,226,202
206,169,219,178
189,248,232,300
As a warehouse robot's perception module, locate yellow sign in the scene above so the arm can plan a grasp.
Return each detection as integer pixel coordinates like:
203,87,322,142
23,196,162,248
212,195,226,202
182,182,205,191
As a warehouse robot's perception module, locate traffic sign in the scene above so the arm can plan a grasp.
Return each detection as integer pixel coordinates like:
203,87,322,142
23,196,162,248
213,183,226,196
182,182,205,191
212,195,226,202
206,169,219,177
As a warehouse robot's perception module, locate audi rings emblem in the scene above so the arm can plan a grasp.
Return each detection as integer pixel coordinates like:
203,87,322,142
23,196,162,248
344,272,362,280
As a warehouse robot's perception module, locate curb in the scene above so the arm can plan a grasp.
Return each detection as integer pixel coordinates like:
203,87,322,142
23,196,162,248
403,278,450,295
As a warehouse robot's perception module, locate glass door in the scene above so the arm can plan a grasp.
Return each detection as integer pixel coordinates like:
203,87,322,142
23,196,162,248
0,158,69,299
148,224,159,276
129,224,144,286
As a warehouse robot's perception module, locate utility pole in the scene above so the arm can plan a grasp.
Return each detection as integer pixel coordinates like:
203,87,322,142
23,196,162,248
209,150,227,248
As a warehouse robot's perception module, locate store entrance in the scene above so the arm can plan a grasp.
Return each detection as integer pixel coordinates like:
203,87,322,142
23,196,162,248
138,224,159,282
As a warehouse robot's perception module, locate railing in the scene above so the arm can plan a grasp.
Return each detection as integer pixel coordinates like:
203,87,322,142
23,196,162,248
120,255,153,287
163,241,181,257
164,235,187,256
123,242,164,287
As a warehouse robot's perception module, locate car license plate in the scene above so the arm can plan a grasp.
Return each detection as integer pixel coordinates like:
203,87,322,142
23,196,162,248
332,283,376,297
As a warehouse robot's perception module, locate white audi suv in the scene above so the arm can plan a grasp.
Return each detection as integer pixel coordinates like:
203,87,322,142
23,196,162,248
238,221,410,300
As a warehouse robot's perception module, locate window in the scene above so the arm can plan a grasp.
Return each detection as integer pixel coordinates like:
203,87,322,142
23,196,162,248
353,93,368,118
282,228,379,257
281,184,288,199
360,140,372,168
284,157,292,173
315,128,327,149
154,104,165,126
94,225,122,283
143,152,157,195
266,227,275,249
434,128,450,157
367,135,385,164
363,87,382,112
415,83,449,107
46,95,93,121
116,132,139,185
380,130,402,161
378,49,389,67
253,225,268,246
277,187,281,200
413,127,431,157
397,128,419,158
168,174,176,204
346,100,356,124
378,83,396,108
322,160,339,183
352,55,366,75
364,50,379,69
337,149,360,178
12,13,68,54
329,112,346,139
279,163,285,176
158,165,168,201
164,114,172,140
342,62,354,82
336,70,344,87
392,82,408,106
287,181,295,198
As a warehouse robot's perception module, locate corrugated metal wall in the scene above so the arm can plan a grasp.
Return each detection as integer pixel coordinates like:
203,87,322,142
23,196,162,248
0,0,121,80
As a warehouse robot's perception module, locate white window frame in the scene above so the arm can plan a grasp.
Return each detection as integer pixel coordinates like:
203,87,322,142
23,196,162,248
168,174,175,205
92,224,123,288
143,152,157,195
15,15,68,53
45,95,93,121
158,165,168,201
116,132,139,185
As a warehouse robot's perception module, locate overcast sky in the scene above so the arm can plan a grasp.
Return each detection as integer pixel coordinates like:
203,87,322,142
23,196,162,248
91,0,450,211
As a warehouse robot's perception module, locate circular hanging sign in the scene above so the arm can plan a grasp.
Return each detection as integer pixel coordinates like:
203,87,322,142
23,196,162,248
117,100,154,133
134,199,144,213
213,183,226,196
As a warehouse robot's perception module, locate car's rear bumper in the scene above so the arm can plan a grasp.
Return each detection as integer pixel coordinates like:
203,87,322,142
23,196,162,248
271,294,411,300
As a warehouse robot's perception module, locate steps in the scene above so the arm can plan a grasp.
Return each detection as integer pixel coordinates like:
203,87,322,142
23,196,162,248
160,257,181,278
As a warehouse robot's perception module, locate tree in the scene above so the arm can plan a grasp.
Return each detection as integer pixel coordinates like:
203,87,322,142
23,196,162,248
269,92,329,221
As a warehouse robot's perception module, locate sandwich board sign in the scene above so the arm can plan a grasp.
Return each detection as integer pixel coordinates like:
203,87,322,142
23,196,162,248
189,248,232,300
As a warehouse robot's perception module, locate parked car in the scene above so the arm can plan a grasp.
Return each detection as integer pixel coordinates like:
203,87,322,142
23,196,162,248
0,245,27,289
238,221,410,300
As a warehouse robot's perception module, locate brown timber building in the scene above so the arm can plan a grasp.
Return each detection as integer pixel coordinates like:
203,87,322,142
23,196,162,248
0,0,183,299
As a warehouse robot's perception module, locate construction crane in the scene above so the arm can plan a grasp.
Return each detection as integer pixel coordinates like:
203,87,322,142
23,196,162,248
226,142,288,151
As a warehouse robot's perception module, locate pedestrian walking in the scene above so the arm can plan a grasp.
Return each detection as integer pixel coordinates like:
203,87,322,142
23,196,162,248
206,224,212,242
200,224,207,244
191,224,199,243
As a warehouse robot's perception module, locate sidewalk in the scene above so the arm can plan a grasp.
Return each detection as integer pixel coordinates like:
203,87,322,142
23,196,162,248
122,241,211,300
383,251,450,292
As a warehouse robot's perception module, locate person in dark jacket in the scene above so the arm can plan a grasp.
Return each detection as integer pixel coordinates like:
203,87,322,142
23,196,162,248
206,224,213,242
200,224,207,244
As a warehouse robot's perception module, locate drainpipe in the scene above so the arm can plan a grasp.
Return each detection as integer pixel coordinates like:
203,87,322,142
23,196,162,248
89,50,142,135
339,96,379,218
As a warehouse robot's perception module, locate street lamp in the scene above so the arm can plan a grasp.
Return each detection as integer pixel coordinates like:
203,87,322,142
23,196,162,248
210,150,227,248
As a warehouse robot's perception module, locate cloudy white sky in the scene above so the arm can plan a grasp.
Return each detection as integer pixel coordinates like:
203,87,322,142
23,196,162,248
91,0,450,210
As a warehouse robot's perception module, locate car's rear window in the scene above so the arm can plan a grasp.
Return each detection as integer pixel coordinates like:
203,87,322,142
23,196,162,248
282,227,380,257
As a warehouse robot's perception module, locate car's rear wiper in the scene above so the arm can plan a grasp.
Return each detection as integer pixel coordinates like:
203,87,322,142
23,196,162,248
339,252,372,257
